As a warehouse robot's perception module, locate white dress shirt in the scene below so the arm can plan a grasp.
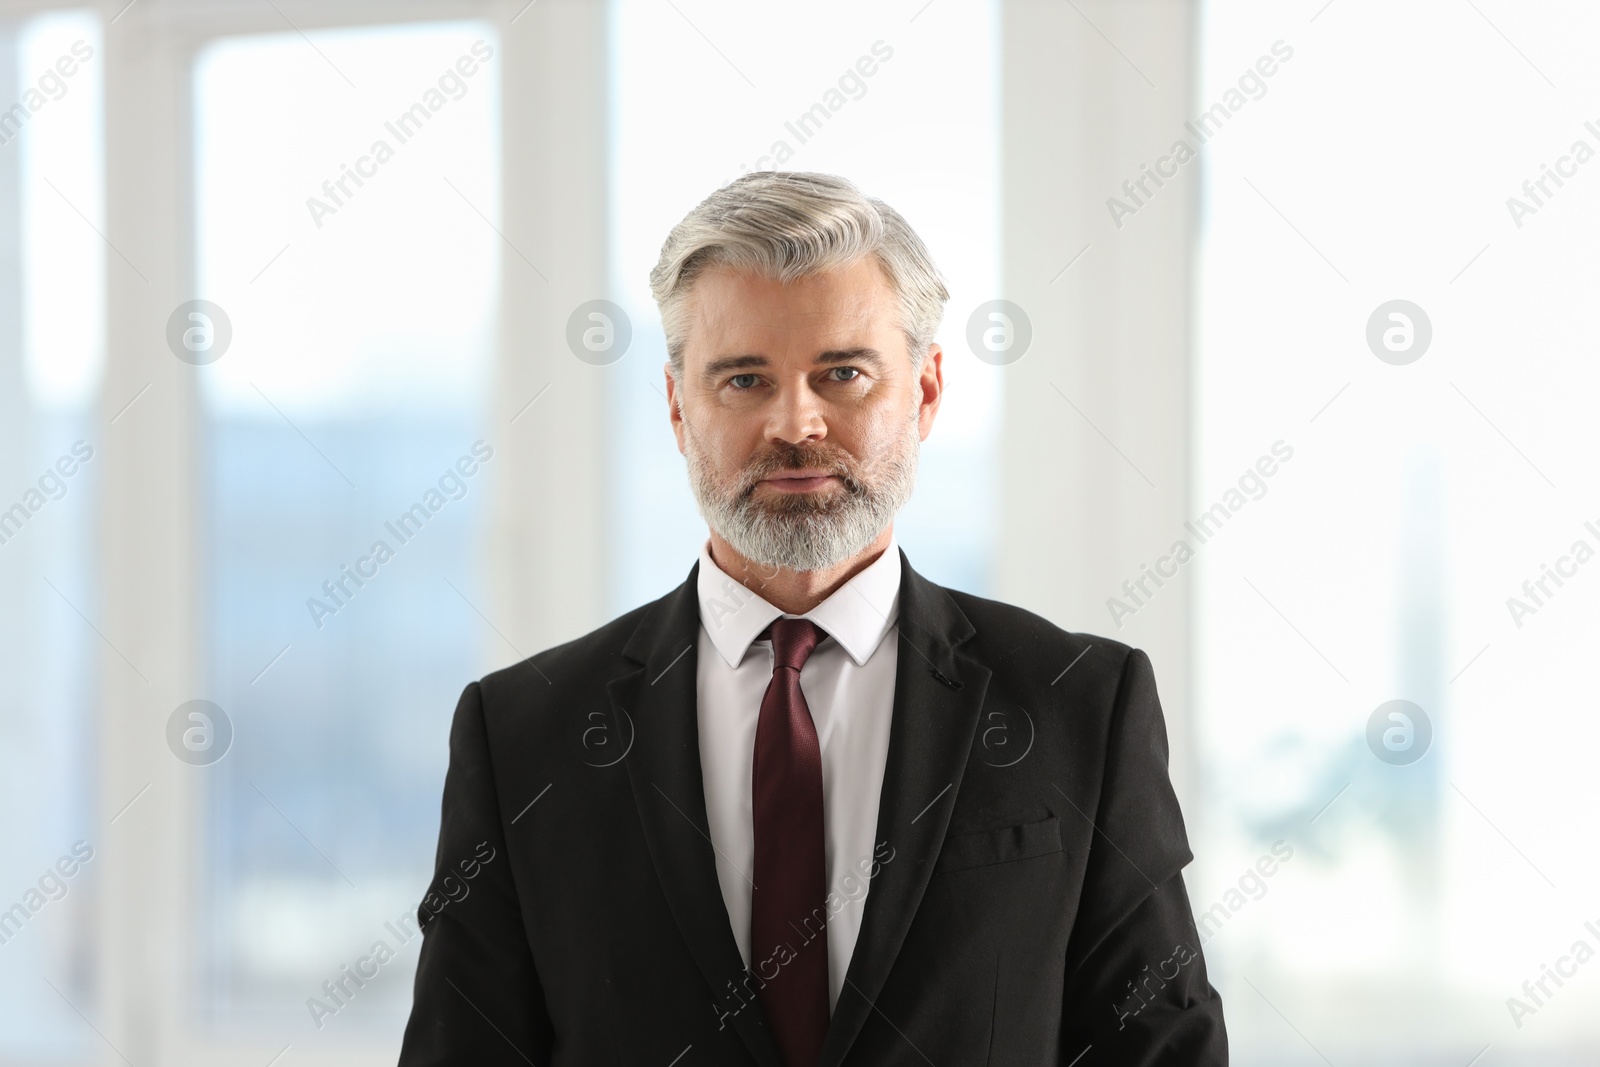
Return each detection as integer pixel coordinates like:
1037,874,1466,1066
694,535,901,1014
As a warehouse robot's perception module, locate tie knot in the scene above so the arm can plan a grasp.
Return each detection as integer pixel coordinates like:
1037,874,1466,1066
761,617,825,672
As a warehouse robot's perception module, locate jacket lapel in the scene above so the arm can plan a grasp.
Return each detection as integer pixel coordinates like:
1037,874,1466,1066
819,550,990,1067
607,563,786,1067
608,551,990,1067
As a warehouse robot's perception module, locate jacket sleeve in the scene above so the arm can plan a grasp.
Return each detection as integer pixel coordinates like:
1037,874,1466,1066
1058,649,1228,1066
399,681,555,1066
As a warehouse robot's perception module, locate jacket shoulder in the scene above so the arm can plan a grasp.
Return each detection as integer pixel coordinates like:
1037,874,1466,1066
475,592,662,705
943,586,1144,696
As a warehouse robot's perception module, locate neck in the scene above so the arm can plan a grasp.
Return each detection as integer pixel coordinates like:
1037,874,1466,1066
707,525,894,615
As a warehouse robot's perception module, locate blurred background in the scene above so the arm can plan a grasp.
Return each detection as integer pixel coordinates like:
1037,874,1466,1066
0,0,1596,1063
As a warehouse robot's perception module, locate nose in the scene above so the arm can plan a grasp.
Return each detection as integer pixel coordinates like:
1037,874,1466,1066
763,374,827,445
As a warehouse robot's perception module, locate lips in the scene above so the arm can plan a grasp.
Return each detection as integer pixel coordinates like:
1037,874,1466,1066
763,467,835,481
757,471,840,493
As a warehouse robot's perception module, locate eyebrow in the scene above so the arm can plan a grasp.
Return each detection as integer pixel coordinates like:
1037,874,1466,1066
701,347,886,380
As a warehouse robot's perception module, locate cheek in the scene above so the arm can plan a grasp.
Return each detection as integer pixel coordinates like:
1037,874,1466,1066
686,405,757,466
837,394,907,451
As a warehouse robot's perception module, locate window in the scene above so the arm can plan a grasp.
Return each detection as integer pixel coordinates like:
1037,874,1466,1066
0,10,103,1061
1194,2,1600,1060
192,20,499,1034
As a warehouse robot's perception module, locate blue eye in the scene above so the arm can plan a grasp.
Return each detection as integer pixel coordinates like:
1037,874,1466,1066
831,367,861,381
729,373,759,389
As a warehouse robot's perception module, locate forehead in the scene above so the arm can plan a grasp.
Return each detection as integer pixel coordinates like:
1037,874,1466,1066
682,257,900,359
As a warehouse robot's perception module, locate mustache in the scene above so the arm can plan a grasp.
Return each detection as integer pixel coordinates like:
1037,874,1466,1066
739,443,861,493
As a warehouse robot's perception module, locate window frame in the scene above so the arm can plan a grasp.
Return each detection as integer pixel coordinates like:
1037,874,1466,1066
89,0,610,1062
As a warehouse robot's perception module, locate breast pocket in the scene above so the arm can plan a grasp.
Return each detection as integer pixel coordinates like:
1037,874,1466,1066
932,815,1063,875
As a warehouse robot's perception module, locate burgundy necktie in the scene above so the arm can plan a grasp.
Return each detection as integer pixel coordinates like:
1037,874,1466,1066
751,617,830,1067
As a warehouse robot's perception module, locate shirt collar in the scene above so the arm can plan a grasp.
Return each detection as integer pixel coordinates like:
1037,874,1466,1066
695,534,901,670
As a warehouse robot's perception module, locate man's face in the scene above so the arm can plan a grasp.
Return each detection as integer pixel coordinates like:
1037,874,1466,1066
665,256,944,572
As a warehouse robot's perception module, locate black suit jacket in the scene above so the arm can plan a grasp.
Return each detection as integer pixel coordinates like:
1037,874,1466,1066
399,551,1227,1065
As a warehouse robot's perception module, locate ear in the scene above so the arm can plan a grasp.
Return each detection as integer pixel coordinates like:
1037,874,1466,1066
665,361,687,455
915,342,944,441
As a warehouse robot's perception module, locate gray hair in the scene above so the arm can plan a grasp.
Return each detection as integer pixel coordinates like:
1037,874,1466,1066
648,171,949,379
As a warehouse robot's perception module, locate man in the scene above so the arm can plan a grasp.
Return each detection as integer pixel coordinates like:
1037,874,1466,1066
399,171,1227,1065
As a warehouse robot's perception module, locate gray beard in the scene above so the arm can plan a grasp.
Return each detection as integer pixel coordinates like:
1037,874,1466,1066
683,414,919,572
